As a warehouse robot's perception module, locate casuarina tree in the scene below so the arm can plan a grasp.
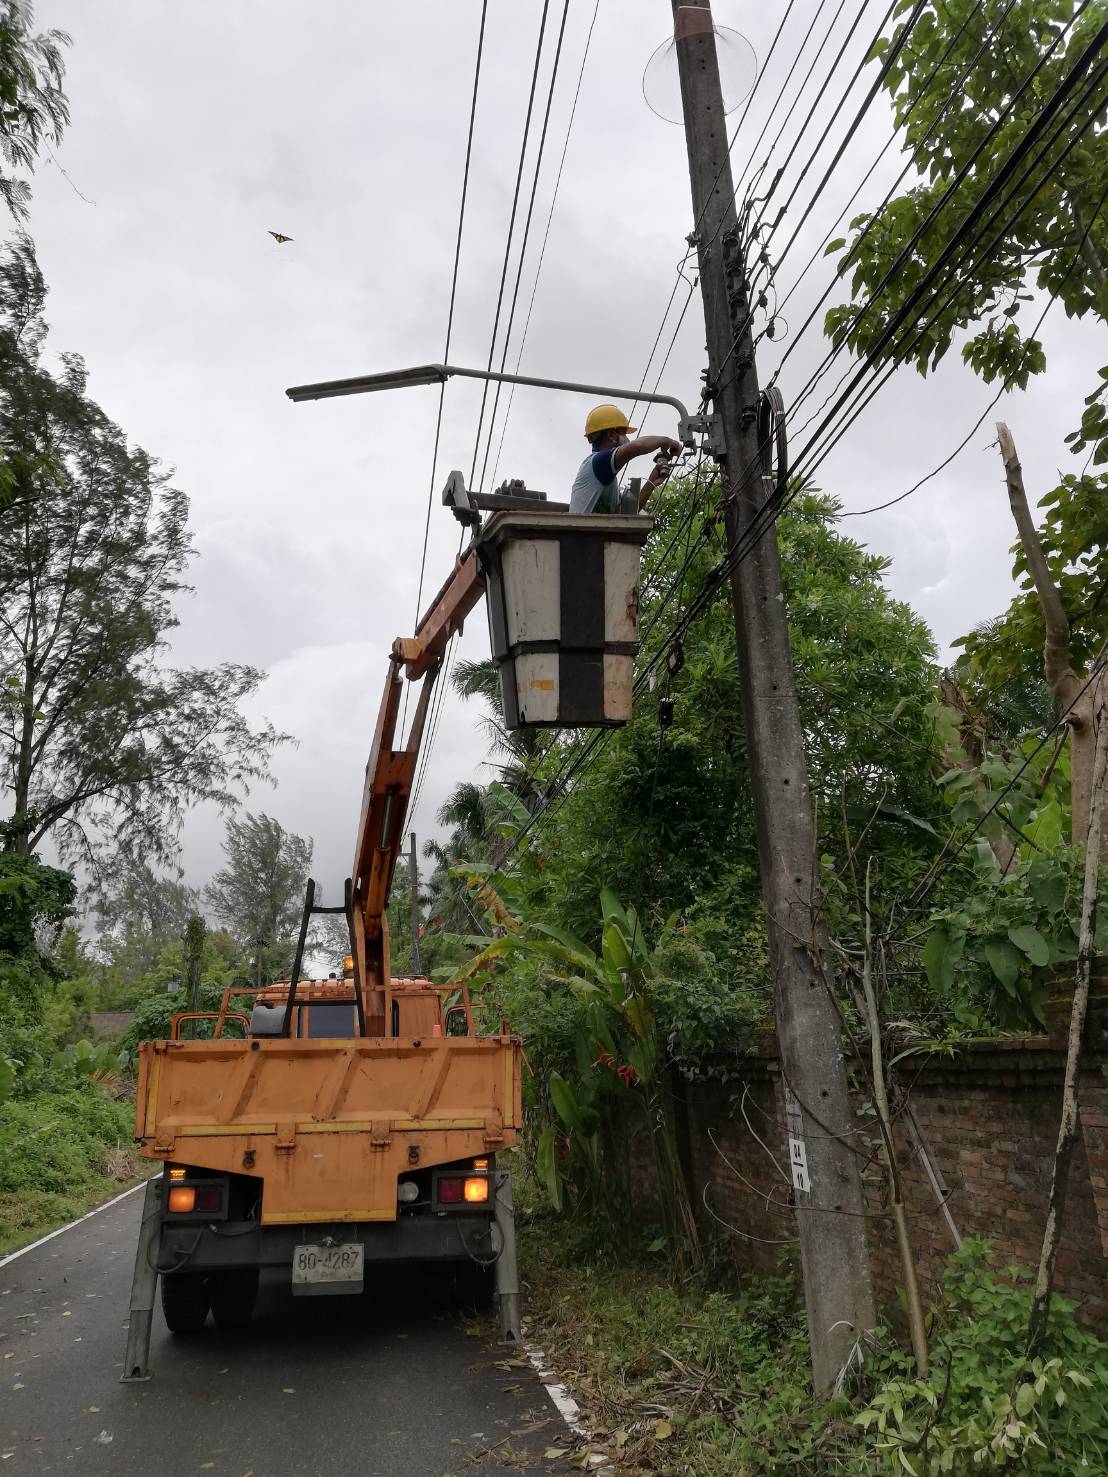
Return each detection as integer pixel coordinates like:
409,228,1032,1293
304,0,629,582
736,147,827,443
203,812,313,983
0,238,285,860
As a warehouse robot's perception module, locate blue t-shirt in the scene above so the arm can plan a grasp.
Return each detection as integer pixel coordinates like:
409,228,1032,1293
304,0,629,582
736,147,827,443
570,447,619,513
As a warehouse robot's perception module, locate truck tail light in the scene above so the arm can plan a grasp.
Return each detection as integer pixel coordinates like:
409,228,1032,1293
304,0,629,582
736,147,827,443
167,1182,225,1215
463,1177,489,1204
438,1177,464,1204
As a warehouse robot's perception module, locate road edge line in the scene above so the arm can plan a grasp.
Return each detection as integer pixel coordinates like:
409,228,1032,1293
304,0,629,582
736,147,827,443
523,1331,615,1470
0,1180,147,1269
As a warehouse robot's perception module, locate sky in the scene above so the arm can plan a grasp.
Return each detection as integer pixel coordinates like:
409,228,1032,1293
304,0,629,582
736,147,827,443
25,0,1104,906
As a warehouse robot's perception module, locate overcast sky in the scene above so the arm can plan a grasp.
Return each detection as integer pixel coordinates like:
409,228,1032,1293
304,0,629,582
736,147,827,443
27,0,1103,905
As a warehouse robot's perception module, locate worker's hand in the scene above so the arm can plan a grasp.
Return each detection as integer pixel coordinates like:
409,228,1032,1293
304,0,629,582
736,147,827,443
646,457,673,490
663,438,682,458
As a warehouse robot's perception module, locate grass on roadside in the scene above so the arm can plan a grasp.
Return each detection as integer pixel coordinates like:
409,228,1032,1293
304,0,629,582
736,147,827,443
0,1084,143,1256
519,1213,864,1475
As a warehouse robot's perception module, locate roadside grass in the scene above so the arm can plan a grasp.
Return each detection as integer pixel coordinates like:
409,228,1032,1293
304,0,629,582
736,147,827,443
518,1209,1108,1475
0,1173,150,1258
519,1212,866,1474
0,1084,145,1256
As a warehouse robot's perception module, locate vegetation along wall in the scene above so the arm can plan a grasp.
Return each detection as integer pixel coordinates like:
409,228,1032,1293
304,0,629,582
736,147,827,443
677,973,1108,1337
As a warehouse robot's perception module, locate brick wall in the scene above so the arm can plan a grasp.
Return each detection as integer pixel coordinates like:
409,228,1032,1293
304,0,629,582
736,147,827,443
666,1002,1108,1336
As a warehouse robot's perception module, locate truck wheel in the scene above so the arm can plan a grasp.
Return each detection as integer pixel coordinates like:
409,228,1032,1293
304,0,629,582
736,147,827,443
160,1272,210,1333
208,1268,259,1330
460,1260,496,1309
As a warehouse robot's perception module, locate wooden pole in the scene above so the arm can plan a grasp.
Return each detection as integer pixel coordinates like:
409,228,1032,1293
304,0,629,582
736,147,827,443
860,863,928,1376
671,0,875,1392
1028,709,1108,1349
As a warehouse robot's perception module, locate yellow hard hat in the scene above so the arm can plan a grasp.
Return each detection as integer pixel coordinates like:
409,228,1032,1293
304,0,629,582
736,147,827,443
584,403,636,438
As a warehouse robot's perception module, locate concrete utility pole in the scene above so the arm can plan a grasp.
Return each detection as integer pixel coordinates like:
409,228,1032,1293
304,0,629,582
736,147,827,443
672,0,875,1392
409,831,422,975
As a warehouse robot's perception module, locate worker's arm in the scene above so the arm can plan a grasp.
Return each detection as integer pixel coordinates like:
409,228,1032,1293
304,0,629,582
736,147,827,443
612,433,681,472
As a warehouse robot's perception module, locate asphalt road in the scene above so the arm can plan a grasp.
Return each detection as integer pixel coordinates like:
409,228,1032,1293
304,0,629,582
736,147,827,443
0,1187,573,1476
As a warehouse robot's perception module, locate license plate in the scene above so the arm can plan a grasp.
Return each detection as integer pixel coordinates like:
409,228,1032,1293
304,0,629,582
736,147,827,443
291,1242,364,1296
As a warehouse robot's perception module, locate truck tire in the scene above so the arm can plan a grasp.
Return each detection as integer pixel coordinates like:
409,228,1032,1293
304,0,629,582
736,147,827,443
208,1268,259,1330
459,1260,496,1309
160,1272,210,1333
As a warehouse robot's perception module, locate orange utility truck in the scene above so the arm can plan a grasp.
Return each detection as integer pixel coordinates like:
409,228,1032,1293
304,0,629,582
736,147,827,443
120,477,652,1380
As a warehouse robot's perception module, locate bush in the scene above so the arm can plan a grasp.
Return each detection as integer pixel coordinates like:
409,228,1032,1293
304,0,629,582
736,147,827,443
858,1238,1108,1472
118,981,245,1059
0,1085,132,1195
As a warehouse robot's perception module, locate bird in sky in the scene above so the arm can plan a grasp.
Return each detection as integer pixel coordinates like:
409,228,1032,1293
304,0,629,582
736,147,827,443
268,230,293,244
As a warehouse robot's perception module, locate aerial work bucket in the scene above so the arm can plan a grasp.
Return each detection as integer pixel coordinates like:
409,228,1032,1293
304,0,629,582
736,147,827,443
479,511,652,730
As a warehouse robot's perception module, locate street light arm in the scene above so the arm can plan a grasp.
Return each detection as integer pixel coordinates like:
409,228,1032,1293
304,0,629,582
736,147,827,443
286,362,696,443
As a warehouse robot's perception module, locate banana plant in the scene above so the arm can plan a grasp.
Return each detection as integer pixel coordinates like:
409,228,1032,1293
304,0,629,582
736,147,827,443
469,886,701,1267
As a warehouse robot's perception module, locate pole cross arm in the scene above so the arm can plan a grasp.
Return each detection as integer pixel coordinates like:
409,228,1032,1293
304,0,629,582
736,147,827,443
286,362,700,444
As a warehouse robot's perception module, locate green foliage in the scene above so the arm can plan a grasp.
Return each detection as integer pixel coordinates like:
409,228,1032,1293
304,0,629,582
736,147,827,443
825,1,1107,385
856,1239,1108,1473
824,2,1108,703
203,812,314,983
0,1083,131,1195
0,849,74,958
118,980,244,1058
0,1,69,222
0,237,285,860
954,472,1108,704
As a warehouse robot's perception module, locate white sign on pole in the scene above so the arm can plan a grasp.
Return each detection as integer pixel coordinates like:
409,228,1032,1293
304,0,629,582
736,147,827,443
783,1083,811,1196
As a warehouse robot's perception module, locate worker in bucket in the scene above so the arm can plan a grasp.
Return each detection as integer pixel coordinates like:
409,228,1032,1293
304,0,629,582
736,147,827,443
571,404,682,514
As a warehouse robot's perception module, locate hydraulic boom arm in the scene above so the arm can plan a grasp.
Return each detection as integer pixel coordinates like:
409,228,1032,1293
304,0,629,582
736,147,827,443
349,547,486,1012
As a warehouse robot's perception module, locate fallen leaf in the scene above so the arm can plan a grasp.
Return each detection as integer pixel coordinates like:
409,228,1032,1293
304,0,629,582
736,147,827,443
93,1432,113,1445
654,1420,673,1440
61,1311,71,1318
544,1450,568,1461
615,1428,628,1448
200,1466,215,1471
396,1333,408,1340
2,1354,11,1360
501,1383,522,1392
86,1406,99,1413
12,1384,24,1391
282,1387,295,1394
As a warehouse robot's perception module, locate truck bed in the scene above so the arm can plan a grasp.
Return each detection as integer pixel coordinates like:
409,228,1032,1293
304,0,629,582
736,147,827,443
135,1033,521,1223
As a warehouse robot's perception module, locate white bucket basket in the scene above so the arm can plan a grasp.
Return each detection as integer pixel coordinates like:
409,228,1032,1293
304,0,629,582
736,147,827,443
479,511,652,729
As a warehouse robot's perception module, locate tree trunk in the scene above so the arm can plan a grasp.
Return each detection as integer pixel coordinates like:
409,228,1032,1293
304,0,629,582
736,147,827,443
997,424,1107,860
937,670,1017,872
1027,709,1108,1350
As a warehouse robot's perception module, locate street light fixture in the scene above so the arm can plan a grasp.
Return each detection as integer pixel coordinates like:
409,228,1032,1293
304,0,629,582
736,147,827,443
286,362,700,445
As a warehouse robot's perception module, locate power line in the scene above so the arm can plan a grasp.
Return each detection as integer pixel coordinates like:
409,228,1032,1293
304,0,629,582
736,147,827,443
469,0,554,489
842,171,1108,518
777,0,1098,427
407,0,489,721
476,0,574,493
489,0,602,490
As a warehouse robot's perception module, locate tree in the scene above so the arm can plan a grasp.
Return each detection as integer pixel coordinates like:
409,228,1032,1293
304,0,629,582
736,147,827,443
93,854,200,979
0,2,69,224
824,2,1108,854
203,812,313,983
0,239,285,859
825,0,1107,389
